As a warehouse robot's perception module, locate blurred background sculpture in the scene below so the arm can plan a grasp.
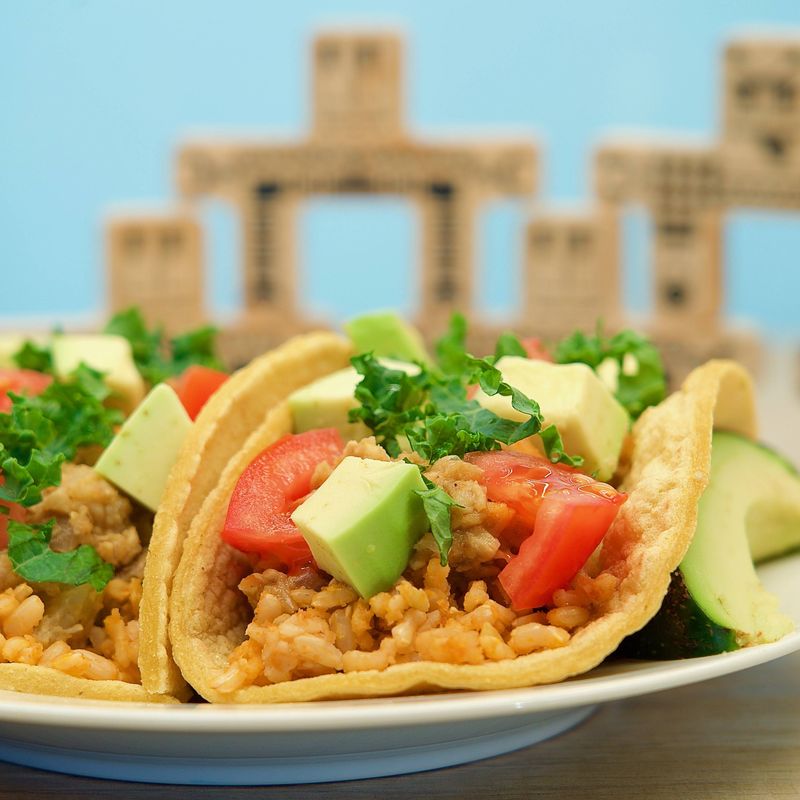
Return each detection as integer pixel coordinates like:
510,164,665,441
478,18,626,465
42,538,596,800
594,33,800,376
107,210,207,335
104,29,798,377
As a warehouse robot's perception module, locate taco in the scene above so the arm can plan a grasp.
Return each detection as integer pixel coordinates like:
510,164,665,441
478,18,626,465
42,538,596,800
139,331,353,697
0,310,228,702
166,318,796,703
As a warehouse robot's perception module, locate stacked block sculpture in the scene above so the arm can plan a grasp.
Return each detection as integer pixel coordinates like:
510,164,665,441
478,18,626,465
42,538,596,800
105,30,799,376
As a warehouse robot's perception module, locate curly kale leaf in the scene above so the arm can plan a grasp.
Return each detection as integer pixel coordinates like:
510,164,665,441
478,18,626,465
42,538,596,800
7,520,113,592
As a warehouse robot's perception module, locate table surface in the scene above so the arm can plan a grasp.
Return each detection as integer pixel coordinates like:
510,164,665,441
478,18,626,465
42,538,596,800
0,649,797,799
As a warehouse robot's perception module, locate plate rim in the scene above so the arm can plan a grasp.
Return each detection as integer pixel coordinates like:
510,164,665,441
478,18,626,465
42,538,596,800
0,630,797,734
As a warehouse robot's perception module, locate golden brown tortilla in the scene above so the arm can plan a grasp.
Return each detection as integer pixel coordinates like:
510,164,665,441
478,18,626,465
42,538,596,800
139,332,353,698
0,332,350,703
167,353,760,703
0,663,178,703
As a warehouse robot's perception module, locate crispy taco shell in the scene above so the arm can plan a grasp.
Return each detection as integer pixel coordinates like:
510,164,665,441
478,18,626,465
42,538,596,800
168,355,757,703
140,332,353,697
0,663,177,703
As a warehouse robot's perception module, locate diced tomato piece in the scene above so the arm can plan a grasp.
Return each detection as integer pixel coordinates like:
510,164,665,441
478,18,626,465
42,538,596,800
0,369,52,414
519,337,552,362
222,429,344,571
172,366,228,420
465,451,626,609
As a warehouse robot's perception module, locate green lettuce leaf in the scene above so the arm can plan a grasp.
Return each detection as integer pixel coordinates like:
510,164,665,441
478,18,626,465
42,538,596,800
12,340,53,374
415,477,460,566
7,520,113,592
0,448,64,508
350,346,581,467
0,368,120,589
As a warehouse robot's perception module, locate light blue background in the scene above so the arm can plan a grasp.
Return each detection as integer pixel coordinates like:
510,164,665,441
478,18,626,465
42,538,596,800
2,1,799,333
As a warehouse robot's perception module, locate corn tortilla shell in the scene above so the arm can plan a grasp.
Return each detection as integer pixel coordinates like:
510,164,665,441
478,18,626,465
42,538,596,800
169,358,758,703
0,663,178,703
140,332,353,697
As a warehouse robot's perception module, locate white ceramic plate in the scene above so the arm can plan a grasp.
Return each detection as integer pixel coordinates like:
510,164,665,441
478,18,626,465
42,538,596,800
0,554,797,786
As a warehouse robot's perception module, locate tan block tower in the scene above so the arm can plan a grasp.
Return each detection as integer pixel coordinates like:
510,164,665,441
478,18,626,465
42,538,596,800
106,210,206,335
312,32,405,144
723,35,800,166
721,34,800,208
595,137,724,336
175,29,537,363
522,206,621,340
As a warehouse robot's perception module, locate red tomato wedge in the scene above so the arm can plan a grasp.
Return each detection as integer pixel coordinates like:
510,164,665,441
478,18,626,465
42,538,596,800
172,365,229,420
519,337,552,362
0,369,52,414
465,451,626,610
222,428,344,571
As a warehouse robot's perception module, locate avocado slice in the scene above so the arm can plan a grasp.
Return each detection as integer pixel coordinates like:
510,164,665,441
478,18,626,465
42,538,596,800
622,431,797,659
95,383,192,511
52,334,145,414
343,311,431,365
290,456,428,598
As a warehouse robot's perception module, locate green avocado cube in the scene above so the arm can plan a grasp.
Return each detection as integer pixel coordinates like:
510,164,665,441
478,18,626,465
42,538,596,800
473,357,629,481
291,456,428,598
95,383,192,511
288,359,419,441
343,311,431,364
52,334,145,414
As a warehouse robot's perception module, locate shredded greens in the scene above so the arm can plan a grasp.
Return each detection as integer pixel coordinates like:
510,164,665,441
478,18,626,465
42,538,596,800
415,477,459,566
0,365,121,509
12,340,53,374
7,520,114,592
349,314,582,564
349,353,579,466
554,327,666,419
104,307,224,385
0,367,121,590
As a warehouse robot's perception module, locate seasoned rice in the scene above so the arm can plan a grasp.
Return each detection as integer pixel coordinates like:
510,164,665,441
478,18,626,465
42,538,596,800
0,465,149,683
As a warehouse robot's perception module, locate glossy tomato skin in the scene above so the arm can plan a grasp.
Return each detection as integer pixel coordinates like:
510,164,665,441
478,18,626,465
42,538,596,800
465,451,626,610
173,366,228,420
0,369,52,414
222,428,344,571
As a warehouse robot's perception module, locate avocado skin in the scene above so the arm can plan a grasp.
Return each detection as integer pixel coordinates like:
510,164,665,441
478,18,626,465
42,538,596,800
619,570,739,659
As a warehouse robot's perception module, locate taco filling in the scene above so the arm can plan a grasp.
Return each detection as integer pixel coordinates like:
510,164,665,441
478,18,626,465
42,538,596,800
209,318,647,693
0,309,226,695
215,435,629,692
0,464,147,682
